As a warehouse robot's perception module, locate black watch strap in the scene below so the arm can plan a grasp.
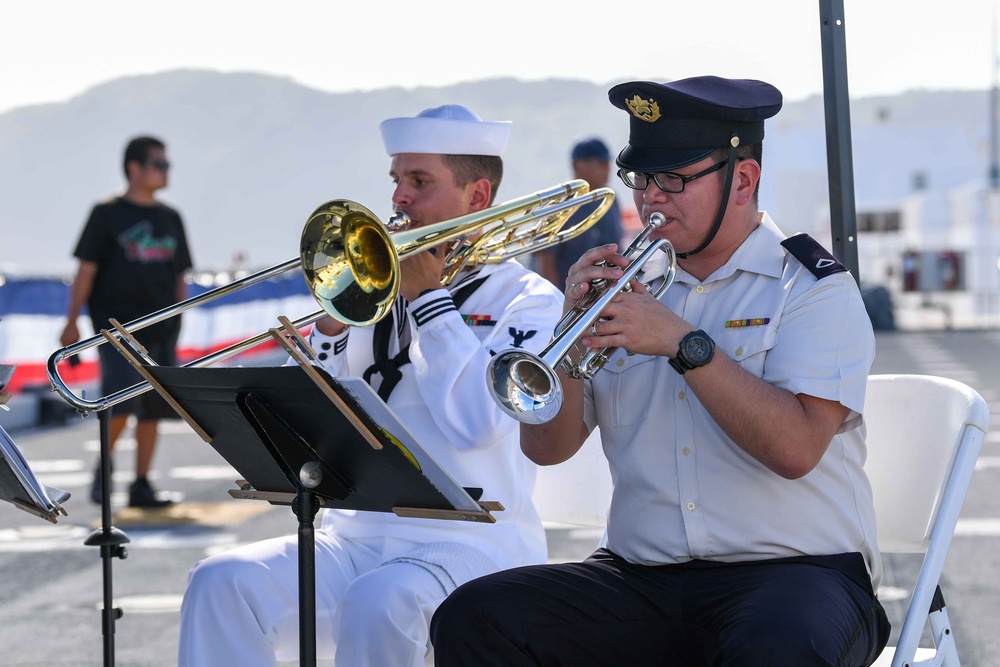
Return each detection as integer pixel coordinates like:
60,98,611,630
669,329,716,375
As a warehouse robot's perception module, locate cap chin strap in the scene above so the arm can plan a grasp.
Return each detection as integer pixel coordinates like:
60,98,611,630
675,138,739,259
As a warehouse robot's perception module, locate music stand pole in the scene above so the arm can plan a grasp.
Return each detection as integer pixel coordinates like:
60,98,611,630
84,408,130,667
293,471,321,667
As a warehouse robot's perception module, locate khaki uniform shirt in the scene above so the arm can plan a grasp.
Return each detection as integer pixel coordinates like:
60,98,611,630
583,213,881,588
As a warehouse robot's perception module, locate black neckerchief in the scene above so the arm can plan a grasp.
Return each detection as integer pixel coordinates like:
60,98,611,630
363,274,490,400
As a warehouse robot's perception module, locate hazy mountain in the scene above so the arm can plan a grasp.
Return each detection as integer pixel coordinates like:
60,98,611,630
0,70,994,275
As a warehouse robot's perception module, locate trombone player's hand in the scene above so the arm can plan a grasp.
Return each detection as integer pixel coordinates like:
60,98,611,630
313,242,449,336
399,243,449,302
314,317,349,337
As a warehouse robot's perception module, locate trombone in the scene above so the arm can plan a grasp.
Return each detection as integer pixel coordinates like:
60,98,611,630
47,179,615,413
487,212,676,425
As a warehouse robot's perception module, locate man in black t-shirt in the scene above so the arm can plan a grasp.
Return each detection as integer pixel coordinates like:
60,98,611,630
60,135,193,508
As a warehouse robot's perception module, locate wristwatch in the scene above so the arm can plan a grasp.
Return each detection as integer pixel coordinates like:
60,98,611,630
669,330,716,375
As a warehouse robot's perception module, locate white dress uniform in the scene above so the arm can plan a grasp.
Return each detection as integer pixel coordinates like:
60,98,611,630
179,103,565,667
584,213,882,588
178,260,562,667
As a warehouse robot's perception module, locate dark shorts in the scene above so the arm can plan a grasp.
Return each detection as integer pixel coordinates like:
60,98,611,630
98,335,181,421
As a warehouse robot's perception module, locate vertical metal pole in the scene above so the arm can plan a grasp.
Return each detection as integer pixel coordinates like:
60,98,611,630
99,409,116,667
990,3,999,190
819,0,861,284
295,487,318,667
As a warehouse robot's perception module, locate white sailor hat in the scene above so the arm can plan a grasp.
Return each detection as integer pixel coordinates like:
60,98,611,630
379,104,512,157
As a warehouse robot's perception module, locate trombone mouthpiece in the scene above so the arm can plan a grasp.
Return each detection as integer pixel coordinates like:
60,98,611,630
386,210,411,232
648,212,666,229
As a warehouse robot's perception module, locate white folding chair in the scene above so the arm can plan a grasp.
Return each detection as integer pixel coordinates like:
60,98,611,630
865,374,988,667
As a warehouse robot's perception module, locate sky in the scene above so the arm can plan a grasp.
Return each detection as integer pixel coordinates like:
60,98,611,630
1,0,998,115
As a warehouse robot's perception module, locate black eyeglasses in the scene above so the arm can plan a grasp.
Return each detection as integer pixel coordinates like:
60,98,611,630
617,160,728,193
146,159,171,171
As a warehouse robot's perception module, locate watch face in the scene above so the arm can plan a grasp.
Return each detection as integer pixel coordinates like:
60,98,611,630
685,332,714,364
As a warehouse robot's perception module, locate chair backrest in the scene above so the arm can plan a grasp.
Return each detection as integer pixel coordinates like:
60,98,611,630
864,374,988,554
865,375,987,667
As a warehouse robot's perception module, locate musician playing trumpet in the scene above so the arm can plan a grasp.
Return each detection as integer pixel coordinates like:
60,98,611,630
433,77,890,666
178,105,564,667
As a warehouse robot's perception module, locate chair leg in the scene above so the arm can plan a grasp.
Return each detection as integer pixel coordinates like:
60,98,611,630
927,587,961,667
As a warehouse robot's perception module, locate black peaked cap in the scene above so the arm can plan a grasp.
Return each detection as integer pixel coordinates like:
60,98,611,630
609,76,783,171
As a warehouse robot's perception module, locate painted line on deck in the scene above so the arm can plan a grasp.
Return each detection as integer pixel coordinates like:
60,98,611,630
954,518,1000,536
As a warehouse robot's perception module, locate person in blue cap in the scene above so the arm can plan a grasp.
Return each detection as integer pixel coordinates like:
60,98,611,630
431,77,889,666
535,138,623,287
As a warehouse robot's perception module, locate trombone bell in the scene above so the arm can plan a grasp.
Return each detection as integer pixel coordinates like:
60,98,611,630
301,200,400,327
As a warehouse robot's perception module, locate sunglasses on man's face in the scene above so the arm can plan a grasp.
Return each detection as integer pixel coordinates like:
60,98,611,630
146,159,170,171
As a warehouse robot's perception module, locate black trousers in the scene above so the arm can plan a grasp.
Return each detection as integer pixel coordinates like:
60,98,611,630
431,549,889,667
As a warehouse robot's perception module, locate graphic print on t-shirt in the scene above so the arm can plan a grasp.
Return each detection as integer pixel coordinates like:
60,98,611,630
118,221,178,262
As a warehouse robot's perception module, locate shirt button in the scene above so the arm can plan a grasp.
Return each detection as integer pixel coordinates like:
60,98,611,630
677,390,686,400
695,285,705,294
686,502,696,511
318,353,328,361
735,346,744,357
616,358,625,368
321,342,332,351
682,447,691,456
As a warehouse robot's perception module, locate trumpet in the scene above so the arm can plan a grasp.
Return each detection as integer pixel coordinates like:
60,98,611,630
47,180,615,413
487,212,676,424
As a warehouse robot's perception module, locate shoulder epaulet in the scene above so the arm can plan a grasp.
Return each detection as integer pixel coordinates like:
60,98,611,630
780,233,847,279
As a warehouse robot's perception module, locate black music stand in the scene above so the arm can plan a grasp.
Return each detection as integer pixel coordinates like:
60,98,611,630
132,360,500,667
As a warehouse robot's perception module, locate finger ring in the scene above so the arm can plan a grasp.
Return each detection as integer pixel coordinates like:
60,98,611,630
590,323,598,336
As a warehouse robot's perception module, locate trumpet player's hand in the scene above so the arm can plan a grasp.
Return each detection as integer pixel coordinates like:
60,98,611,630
563,244,626,315
580,277,693,358
399,244,448,302
314,317,348,337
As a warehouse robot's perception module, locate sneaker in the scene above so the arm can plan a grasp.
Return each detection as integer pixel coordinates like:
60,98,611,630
90,460,113,505
128,478,174,509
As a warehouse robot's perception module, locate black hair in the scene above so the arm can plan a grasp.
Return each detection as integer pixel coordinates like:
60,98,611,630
711,142,762,203
123,136,166,179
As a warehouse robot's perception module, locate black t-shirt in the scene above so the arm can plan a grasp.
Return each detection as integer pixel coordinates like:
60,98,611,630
73,196,193,341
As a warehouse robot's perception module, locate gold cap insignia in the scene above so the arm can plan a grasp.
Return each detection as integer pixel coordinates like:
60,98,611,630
626,95,661,123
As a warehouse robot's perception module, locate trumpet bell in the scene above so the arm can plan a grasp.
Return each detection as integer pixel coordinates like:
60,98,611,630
301,200,400,327
487,349,564,425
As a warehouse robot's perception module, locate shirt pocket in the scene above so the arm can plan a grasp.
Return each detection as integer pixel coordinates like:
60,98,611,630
716,325,777,379
594,349,662,427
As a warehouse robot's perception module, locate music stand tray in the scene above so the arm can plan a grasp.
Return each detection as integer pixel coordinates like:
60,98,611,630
0,422,70,524
143,364,498,521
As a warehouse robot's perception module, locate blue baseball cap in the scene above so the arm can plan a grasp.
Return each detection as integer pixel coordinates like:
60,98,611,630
571,138,611,162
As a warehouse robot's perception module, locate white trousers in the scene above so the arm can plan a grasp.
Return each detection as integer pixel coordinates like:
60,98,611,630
178,531,496,667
